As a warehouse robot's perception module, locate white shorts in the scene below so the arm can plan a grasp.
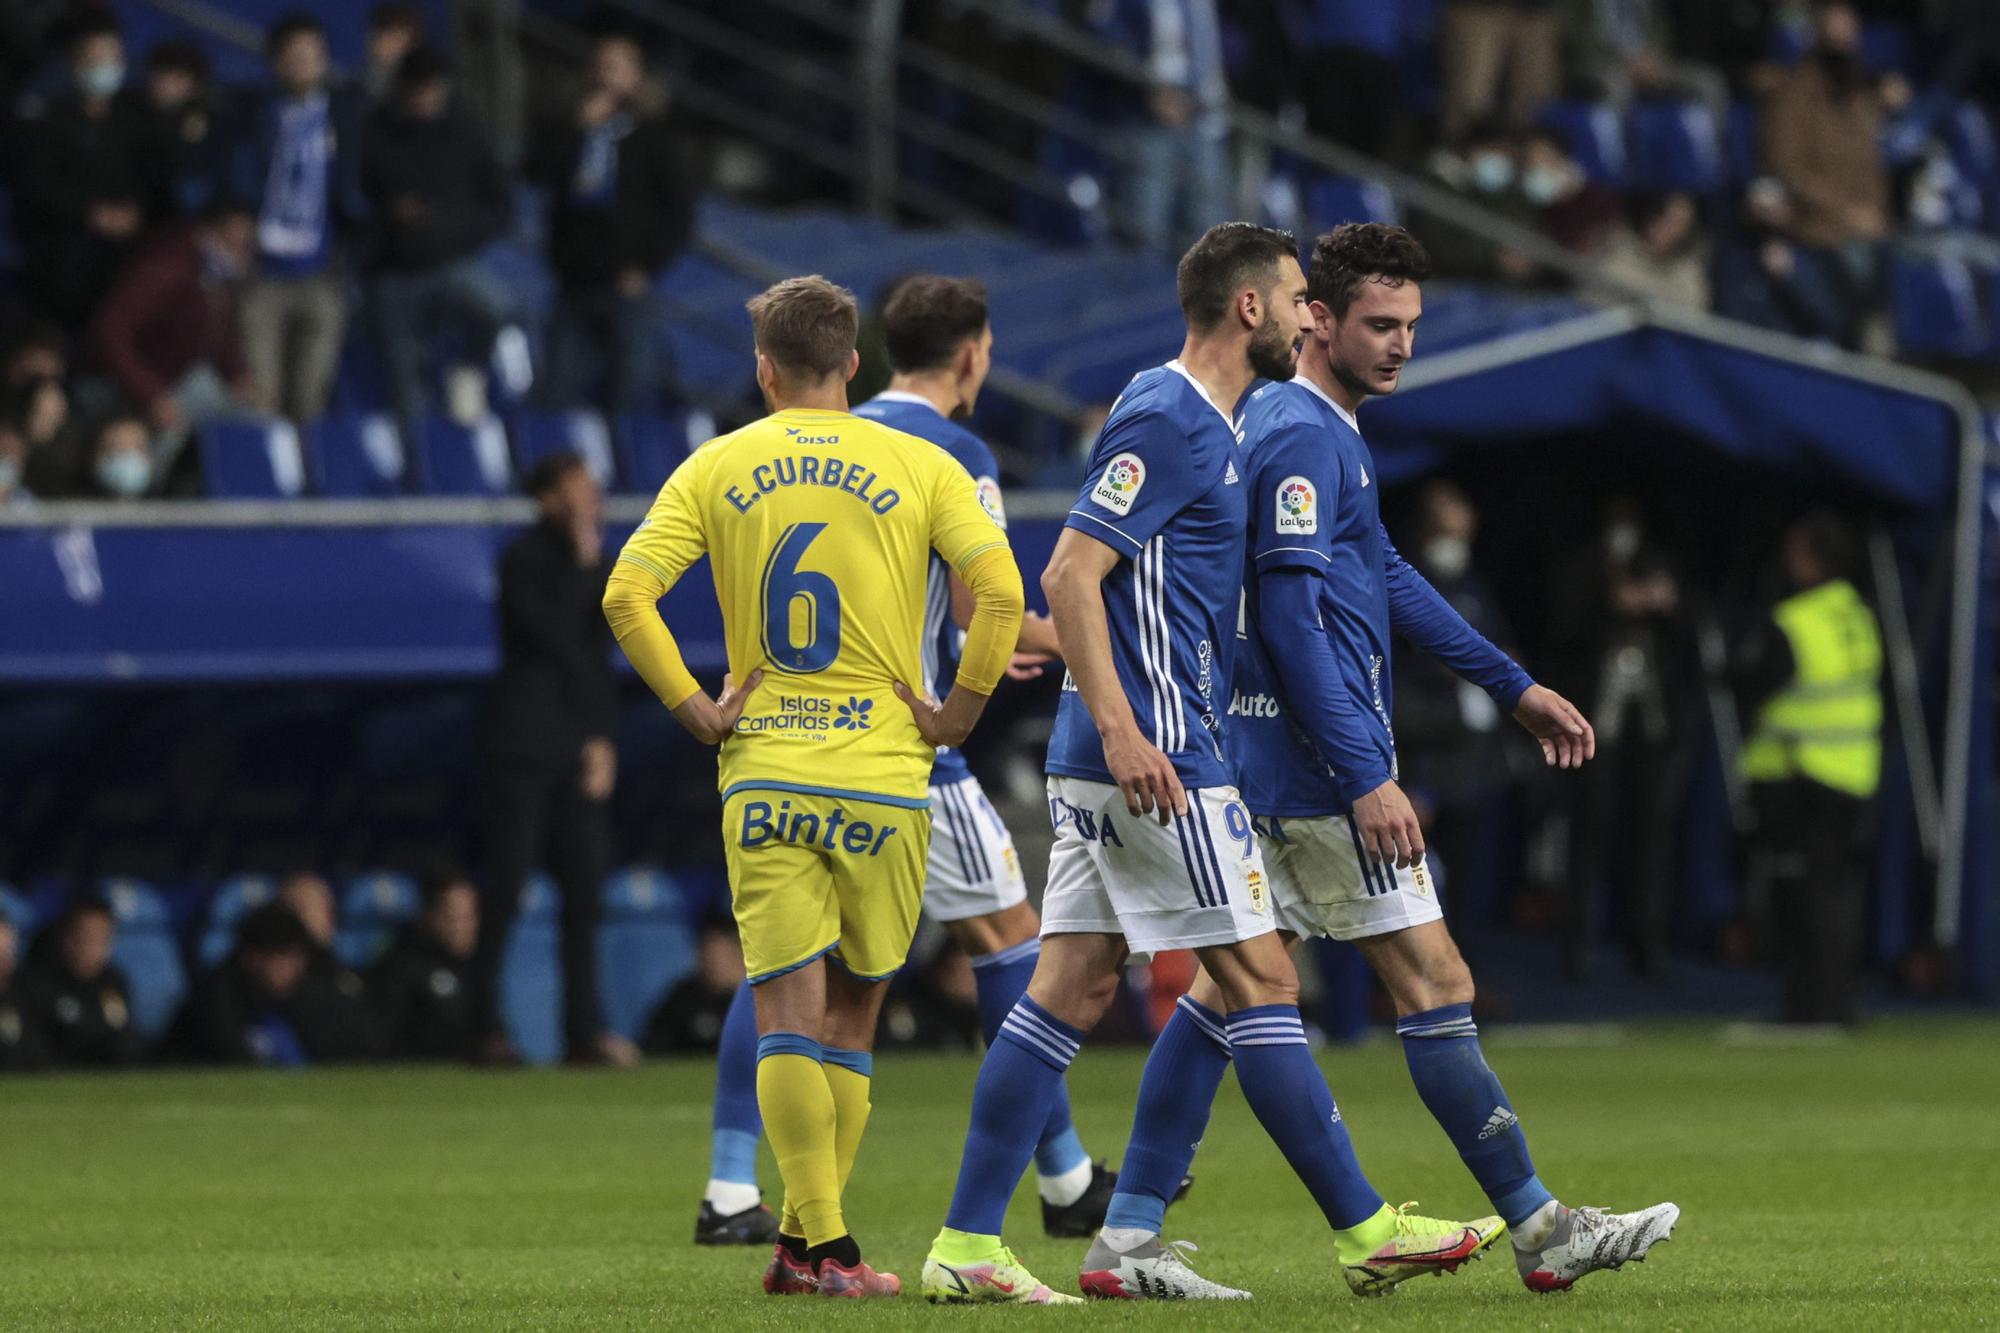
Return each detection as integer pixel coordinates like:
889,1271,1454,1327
1255,813,1446,942
923,776,1029,922
1040,776,1277,963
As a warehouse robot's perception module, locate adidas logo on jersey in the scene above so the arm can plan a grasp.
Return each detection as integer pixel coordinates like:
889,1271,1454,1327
1224,459,1239,484
1476,1106,1519,1140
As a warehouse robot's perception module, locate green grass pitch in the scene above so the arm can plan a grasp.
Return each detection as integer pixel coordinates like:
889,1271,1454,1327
3,1018,1996,1330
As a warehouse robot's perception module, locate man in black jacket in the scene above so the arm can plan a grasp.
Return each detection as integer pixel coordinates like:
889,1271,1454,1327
474,452,634,1066
13,13,169,334
525,30,697,415
372,871,481,1060
17,899,142,1067
360,46,514,438
0,917,49,1071
278,872,382,1061
178,903,315,1065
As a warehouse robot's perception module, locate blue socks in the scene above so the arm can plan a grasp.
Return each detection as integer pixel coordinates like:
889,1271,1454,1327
1104,995,1234,1234
970,938,1089,1179
943,995,1084,1236
1398,1002,1553,1226
1226,1004,1385,1231
709,979,763,1190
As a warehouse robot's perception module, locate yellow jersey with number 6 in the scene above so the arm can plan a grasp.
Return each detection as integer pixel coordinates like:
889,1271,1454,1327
616,407,1010,807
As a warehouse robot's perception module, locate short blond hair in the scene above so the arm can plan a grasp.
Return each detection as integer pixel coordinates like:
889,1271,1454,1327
746,275,859,381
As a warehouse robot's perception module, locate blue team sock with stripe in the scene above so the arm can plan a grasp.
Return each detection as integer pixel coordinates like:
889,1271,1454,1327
943,995,1085,1236
706,979,764,1211
1398,1002,1553,1225
969,939,1090,1185
1226,1004,1385,1230
1103,995,1233,1234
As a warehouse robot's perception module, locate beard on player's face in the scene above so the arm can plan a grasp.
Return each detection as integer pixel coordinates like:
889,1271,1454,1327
1247,308,1300,381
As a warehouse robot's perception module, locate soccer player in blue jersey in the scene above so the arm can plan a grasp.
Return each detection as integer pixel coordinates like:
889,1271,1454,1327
921,223,1502,1306
1087,222,1679,1298
694,275,1118,1246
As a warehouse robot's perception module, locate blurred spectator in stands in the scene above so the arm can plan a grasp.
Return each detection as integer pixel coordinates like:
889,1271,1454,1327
641,916,744,1055
1391,481,1524,955
177,902,315,1065
1546,495,1693,979
371,871,481,1061
1735,511,1880,1025
88,196,261,471
1599,190,1711,308
361,47,514,436
234,13,368,427
1416,119,1543,284
277,872,381,1062
0,418,27,506
140,38,222,215
475,453,631,1069
1557,0,1729,120
525,29,697,415
365,3,426,105
0,1,69,137
1293,0,1407,156
1095,0,1233,254
1517,125,1624,254
1440,0,1560,144
76,412,155,500
13,12,168,335
16,899,140,1066
0,917,47,1069
0,350,73,498
877,944,984,1051
1758,1,1899,350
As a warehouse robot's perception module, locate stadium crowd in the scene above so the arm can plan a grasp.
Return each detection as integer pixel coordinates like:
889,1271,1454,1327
2,2,1999,504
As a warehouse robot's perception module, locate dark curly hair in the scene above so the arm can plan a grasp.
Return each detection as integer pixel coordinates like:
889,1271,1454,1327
1308,223,1433,316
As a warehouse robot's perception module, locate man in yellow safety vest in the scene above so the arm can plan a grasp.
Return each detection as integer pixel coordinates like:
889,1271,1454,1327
1736,512,1882,1025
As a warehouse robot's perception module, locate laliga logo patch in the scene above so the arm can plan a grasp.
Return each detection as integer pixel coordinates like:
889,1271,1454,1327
976,475,1008,529
1093,452,1146,514
1275,476,1317,535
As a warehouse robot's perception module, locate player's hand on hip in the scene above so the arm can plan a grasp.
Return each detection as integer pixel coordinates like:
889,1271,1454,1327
1352,778,1424,869
894,680,953,747
1102,728,1186,824
1512,684,1596,768
672,669,764,745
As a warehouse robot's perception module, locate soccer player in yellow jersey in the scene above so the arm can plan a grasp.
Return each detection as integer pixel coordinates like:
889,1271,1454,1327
602,275,1025,1298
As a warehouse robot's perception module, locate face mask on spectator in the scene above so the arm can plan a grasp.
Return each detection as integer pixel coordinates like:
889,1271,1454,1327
1522,164,1577,207
199,239,246,283
96,450,152,498
77,60,125,99
1423,535,1471,579
1470,151,1514,194
1607,520,1642,562
0,457,21,494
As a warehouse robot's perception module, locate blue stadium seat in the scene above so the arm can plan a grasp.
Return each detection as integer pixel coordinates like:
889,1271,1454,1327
1725,101,1761,186
337,871,421,969
1628,100,1724,195
513,409,616,487
198,874,277,967
597,867,693,1041
415,415,515,496
1304,174,1399,228
311,413,406,497
615,411,707,494
0,883,32,935
99,878,188,1043
501,874,562,1065
1538,99,1628,186
1889,255,1995,358
201,420,310,499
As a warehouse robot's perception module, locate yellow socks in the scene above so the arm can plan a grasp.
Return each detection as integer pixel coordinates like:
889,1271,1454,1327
823,1049,874,1195
755,1035,843,1247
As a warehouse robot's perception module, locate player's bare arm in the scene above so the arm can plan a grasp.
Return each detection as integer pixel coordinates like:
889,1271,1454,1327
1512,683,1596,768
1041,527,1185,823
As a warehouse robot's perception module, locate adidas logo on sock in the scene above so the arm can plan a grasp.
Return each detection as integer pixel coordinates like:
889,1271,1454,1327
1476,1106,1518,1141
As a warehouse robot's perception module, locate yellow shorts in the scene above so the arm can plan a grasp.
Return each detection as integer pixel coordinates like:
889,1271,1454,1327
722,785,931,984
